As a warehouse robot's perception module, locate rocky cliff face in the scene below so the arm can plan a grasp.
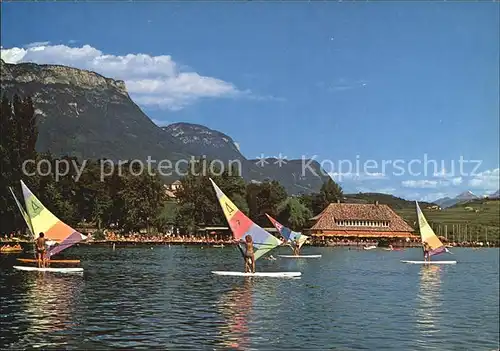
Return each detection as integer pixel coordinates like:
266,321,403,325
1,60,329,193
162,123,244,162
1,59,190,164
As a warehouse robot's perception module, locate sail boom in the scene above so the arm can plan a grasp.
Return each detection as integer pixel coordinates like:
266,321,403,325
429,246,447,257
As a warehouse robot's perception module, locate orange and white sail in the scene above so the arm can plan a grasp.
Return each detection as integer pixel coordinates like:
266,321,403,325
20,180,86,257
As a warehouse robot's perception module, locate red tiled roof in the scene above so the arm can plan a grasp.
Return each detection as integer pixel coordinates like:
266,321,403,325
310,203,414,233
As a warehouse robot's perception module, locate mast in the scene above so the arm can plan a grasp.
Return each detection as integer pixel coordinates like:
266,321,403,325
10,186,36,258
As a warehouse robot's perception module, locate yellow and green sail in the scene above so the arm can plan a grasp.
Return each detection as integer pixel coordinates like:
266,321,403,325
416,201,448,257
210,178,281,261
20,180,87,257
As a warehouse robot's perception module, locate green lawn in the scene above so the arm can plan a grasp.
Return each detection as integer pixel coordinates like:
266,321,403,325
395,199,500,242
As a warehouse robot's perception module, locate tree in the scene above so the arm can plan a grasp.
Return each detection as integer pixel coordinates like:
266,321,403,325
117,161,166,233
175,159,248,232
319,177,343,204
0,94,38,234
299,178,343,216
75,160,113,229
277,197,313,231
246,180,287,226
154,200,178,233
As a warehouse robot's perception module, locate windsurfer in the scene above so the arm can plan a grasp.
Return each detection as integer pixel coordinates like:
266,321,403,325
292,239,300,256
35,232,46,268
423,241,431,262
243,235,255,273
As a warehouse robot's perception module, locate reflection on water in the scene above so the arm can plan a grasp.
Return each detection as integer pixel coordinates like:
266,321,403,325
1,247,499,350
415,265,443,347
12,272,83,349
217,278,255,350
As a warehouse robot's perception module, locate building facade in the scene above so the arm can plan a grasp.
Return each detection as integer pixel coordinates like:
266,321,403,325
308,201,416,240
164,180,183,199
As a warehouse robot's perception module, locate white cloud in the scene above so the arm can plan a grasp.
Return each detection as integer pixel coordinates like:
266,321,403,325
24,41,51,48
328,78,368,92
401,177,463,189
401,180,439,189
0,43,260,110
448,177,463,186
468,168,500,192
355,186,396,194
433,167,454,178
419,192,449,202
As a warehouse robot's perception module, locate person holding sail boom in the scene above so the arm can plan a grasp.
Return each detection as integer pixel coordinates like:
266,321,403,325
423,241,431,262
35,232,46,268
242,235,255,273
292,238,300,256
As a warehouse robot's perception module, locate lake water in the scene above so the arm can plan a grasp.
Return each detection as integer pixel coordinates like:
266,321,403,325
0,246,498,350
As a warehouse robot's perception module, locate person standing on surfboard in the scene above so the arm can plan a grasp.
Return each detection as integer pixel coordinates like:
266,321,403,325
243,235,255,273
35,232,46,268
423,241,430,262
292,238,300,256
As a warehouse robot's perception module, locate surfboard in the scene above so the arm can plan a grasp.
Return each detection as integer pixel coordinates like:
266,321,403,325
278,255,322,259
401,260,457,265
17,258,81,264
13,266,84,273
211,271,301,278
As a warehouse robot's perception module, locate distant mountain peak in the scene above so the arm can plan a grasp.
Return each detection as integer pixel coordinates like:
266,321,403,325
456,190,478,200
489,189,500,199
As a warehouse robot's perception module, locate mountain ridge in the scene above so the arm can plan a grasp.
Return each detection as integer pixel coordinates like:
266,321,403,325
433,190,500,209
1,60,330,194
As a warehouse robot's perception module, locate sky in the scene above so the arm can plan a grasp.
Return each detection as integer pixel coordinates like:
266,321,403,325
1,2,499,201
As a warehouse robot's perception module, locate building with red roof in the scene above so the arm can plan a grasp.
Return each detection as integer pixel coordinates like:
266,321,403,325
308,201,417,240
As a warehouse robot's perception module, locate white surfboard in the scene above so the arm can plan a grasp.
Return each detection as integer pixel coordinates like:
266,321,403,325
400,260,457,265
13,266,84,273
278,255,322,259
211,271,301,278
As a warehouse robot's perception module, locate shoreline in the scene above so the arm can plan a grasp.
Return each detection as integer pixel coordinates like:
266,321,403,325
2,240,498,248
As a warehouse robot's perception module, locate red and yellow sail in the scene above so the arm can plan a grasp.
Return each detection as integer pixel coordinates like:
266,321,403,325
210,178,281,260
